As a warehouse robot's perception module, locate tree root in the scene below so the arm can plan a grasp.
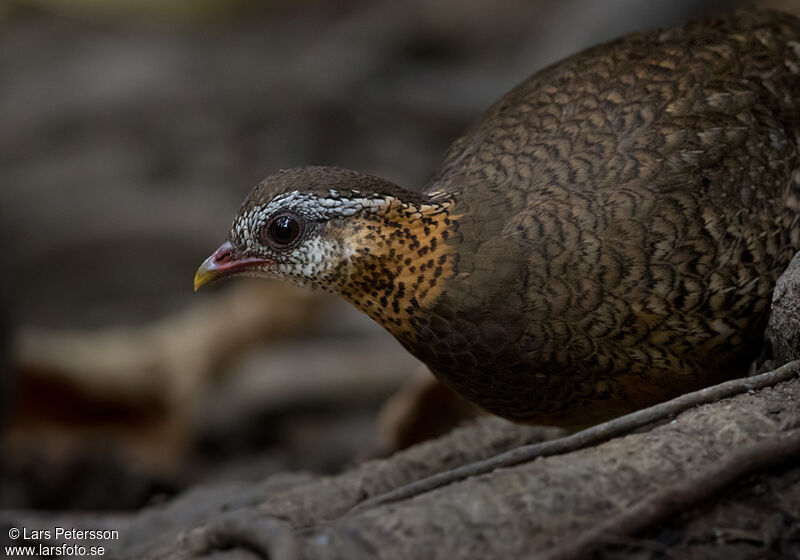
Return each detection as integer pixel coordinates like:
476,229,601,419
540,427,800,560
350,359,800,514
187,510,298,560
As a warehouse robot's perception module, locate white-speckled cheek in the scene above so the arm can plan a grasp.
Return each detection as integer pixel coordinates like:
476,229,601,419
227,191,405,290
281,236,344,283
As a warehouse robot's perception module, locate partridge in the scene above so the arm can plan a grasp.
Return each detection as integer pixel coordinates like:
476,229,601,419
195,9,800,427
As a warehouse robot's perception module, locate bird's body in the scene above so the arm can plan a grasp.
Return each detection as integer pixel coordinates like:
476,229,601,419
197,9,800,426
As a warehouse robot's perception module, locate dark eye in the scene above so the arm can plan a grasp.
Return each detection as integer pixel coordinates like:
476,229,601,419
263,213,303,247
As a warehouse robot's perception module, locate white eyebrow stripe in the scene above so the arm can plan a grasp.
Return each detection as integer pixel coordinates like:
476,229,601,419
230,192,396,250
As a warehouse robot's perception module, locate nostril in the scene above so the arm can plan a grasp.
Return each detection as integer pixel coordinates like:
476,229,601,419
214,248,234,264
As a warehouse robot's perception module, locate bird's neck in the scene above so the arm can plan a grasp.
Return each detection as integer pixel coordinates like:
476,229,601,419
334,193,460,344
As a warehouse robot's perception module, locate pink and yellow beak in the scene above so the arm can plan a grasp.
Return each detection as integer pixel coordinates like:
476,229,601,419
193,240,272,291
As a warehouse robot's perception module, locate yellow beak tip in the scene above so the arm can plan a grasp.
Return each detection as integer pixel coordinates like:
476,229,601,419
193,266,213,292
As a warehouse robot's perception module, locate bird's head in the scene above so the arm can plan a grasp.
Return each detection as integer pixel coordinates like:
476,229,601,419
194,167,458,331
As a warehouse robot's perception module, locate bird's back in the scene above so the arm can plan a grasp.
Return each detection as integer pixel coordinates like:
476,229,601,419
420,9,800,424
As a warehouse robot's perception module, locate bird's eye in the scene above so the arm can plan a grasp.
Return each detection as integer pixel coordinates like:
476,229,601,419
263,213,303,248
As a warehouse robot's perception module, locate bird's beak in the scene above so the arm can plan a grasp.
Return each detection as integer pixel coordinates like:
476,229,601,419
193,240,273,291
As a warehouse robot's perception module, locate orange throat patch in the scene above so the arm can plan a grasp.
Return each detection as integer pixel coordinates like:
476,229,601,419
333,197,459,344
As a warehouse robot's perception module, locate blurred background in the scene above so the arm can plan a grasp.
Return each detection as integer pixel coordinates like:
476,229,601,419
1,0,795,513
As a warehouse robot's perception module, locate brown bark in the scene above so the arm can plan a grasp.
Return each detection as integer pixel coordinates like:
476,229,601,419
131,366,800,560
